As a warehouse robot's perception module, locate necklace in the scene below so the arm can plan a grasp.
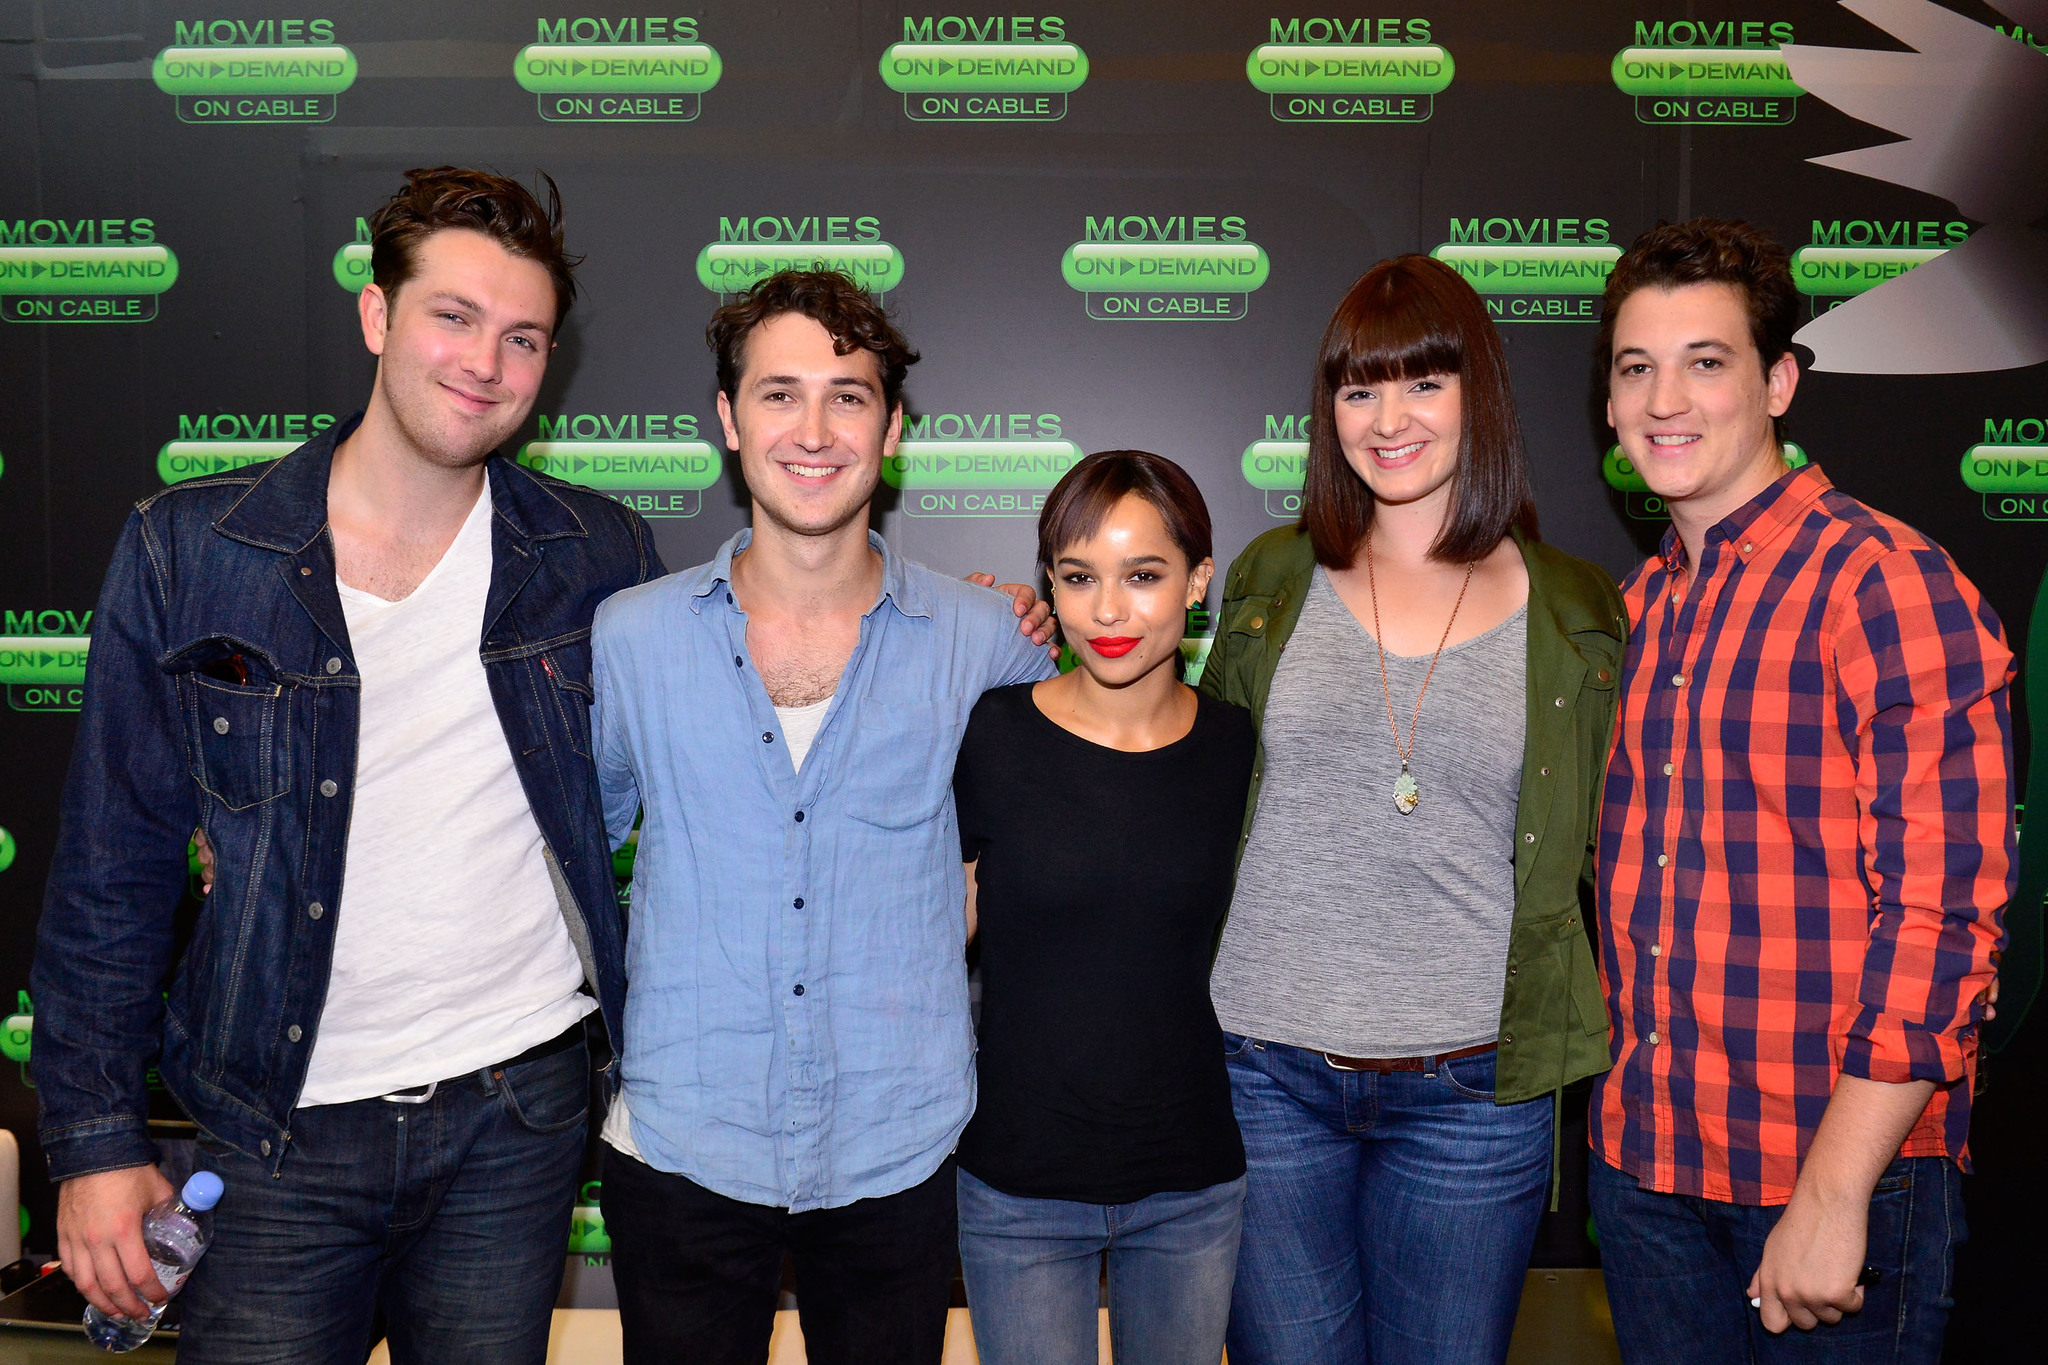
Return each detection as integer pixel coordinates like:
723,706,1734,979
1365,529,1475,815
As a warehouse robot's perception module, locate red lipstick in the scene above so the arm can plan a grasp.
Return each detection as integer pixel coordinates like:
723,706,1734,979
1087,636,1139,658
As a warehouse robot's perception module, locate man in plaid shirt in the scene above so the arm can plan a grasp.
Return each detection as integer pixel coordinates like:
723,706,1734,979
1588,220,2013,1364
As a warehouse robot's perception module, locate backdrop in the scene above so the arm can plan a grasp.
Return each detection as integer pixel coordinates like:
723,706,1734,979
2,0,2044,1347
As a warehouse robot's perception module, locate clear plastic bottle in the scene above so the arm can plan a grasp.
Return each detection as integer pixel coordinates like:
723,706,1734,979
82,1170,224,1352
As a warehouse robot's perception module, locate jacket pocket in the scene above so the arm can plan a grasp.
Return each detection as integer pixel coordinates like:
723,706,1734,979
541,634,595,759
185,674,291,810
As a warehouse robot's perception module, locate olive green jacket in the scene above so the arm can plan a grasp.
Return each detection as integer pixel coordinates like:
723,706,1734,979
1199,524,1626,1106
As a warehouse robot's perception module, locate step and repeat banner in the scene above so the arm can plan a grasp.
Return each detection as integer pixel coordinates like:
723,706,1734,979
2,0,2045,1300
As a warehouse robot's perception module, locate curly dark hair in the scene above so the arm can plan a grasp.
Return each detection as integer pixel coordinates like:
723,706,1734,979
1599,219,1798,435
707,269,920,414
368,166,581,329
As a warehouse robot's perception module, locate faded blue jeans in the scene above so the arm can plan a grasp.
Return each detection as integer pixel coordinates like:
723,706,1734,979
1588,1153,1965,1364
176,1042,590,1364
957,1168,1245,1365
1222,1034,1552,1365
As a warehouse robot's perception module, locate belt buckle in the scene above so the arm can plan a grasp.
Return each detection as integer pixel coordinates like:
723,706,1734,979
1323,1053,1365,1073
380,1080,438,1105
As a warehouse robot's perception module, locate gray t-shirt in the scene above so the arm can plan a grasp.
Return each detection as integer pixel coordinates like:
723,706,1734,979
1211,566,1527,1057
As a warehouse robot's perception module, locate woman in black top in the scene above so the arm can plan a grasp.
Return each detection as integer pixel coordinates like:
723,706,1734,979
953,450,1254,1365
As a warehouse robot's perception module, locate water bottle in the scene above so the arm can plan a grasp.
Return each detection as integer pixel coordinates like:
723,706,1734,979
81,1170,224,1352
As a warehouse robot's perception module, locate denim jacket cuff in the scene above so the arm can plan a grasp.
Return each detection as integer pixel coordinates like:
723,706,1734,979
39,1116,158,1183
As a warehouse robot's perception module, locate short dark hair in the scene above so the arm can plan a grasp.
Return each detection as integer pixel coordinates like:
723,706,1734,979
1302,254,1536,567
1038,450,1213,574
369,166,581,329
707,269,920,414
1599,218,1798,384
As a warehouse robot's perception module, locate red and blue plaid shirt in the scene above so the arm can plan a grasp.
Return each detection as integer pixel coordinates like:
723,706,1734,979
1594,465,2014,1206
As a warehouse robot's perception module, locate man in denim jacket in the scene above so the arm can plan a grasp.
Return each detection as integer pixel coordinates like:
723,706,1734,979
29,167,661,1364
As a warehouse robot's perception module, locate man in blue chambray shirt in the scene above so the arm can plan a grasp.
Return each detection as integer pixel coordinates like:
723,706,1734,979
591,270,1056,1365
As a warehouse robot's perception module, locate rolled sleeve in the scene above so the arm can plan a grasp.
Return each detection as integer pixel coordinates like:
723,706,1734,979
1833,547,2015,1085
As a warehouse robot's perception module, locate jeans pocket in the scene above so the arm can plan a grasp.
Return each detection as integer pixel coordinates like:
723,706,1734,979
498,1045,592,1135
1222,1030,1256,1059
1437,1049,1499,1101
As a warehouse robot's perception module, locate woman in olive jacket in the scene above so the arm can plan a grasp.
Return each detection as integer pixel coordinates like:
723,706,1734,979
1199,255,1624,1365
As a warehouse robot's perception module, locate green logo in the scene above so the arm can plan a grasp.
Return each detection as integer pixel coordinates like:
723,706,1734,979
0,828,14,874
1613,19,1801,124
519,413,721,519
1247,18,1452,123
152,18,356,123
3,992,30,1066
883,413,1076,518
1962,420,2048,520
1,614,90,712
1429,216,1617,323
1062,216,1268,322
1243,414,1313,519
334,217,372,293
516,17,720,122
1792,220,1969,315
1604,442,1806,519
881,16,1086,122
0,218,176,323
697,216,904,296
160,413,335,484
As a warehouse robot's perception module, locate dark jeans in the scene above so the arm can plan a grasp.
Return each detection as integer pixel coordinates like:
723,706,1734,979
603,1148,958,1365
1588,1153,1966,1365
177,1043,590,1365
1223,1035,1553,1365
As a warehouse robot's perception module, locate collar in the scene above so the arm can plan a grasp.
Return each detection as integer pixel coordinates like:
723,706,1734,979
1658,461,1830,574
212,411,587,553
690,526,931,619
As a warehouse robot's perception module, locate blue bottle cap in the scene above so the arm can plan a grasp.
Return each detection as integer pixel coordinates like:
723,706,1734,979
181,1170,224,1212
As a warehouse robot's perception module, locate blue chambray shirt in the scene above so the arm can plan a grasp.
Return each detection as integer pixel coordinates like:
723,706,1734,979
592,528,1054,1211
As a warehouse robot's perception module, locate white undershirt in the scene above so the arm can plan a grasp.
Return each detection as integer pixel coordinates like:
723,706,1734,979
298,487,595,1106
601,692,835,1159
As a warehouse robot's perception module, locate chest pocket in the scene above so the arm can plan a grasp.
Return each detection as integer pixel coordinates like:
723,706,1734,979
843,697,952,829
540,633,595,759
187,673,291,810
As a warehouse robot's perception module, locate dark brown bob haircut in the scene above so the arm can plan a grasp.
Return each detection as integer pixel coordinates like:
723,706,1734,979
369,166,581,330
1303,254,1536,567
707,269,921,415
1598,219,1798,438
1038,450,1213,575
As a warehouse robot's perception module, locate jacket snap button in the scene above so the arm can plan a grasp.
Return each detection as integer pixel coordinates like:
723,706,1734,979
1554,697,1566,707
213,717,230,734
320,779,338,797
326,657,342,675
1249,616,1264,629
1598,669,1611,682
299,567,312,577
287,1025,303,1042
1540,766,1551,777
307,902,324,920
1523,832,1535,843
260,1140,271,1156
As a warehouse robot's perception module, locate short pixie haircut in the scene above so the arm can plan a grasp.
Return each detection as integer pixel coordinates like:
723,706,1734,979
707,269,920,415
1302,254,1536,567
1598,219,1799,437
1038,450,1213,574
369,166,581,329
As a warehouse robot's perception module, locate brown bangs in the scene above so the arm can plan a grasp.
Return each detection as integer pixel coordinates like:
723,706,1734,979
1302,254,1536,567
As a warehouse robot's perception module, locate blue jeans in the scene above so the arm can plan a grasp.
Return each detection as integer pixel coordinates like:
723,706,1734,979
1588,1153,1965,1365
957,1168,1244,1365
176,1043,590,1364
1223,1035,1552,1365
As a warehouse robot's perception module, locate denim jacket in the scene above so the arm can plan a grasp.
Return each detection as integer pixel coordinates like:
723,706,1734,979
30,417,663,1181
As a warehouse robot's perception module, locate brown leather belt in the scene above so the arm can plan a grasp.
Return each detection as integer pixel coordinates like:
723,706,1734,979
1322,1041,1497,1073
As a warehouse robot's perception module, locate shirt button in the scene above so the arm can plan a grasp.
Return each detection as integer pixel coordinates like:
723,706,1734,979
320,779,338,797
1670,673,1686,687
326,657,343,674
307,902,324,920
1648,1031,1660,1045
1650,943,1661,957
794,810,805,823
213,717,230,734
734,655,743,668
793,897,804,909
763,732,774,744
1657,854,1669,867
792,984,805,997
287,1025,303,1042
1662,763,1674,776
727,592,735,605
1742,542,1754,554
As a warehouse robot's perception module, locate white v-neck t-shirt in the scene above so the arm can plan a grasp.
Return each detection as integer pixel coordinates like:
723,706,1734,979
297,487,595,1106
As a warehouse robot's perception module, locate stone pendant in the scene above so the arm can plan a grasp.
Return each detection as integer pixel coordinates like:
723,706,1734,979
1393,768,1419,815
